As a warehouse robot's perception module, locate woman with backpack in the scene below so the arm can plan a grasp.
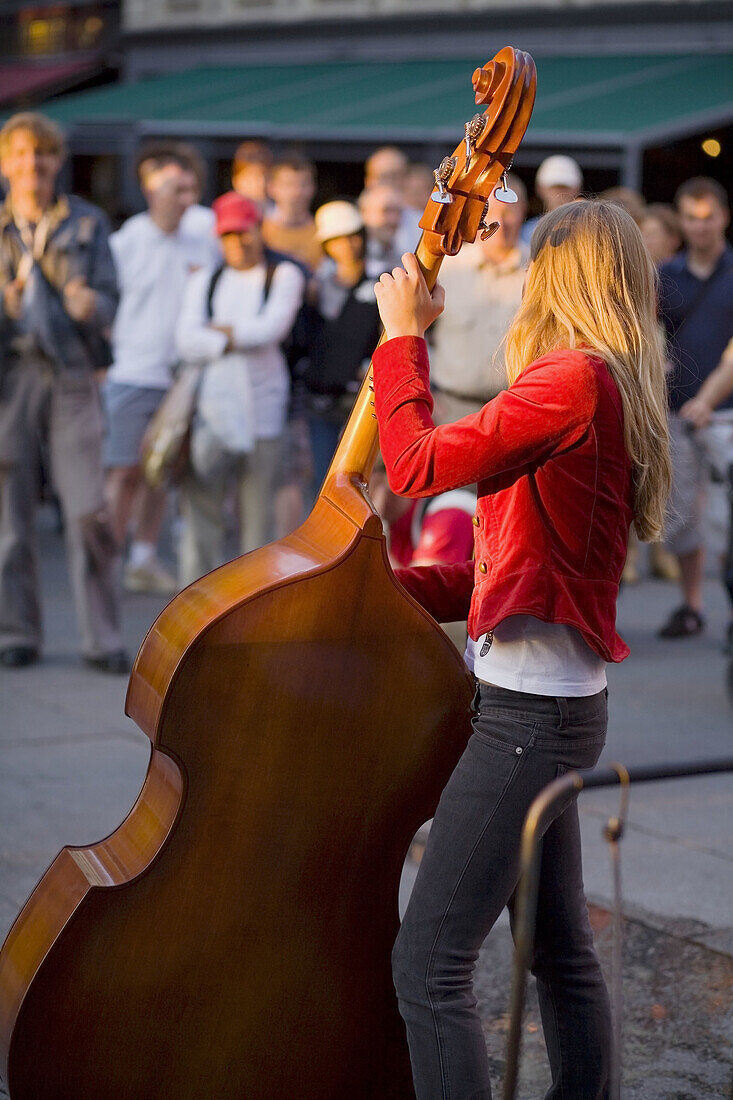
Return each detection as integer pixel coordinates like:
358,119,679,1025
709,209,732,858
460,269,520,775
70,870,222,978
175,192,304,586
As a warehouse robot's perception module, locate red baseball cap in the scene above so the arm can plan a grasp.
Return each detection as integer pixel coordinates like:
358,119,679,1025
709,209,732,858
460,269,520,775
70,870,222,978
212,191,262,236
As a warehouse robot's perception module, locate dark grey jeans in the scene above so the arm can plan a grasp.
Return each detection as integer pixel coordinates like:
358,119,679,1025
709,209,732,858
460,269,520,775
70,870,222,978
393,681,612,1100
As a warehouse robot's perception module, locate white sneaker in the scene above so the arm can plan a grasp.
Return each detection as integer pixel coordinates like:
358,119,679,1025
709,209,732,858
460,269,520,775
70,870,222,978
123,559,177,595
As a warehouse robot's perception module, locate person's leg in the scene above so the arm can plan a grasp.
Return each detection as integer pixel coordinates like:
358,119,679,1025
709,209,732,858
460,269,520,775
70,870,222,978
509,801,612,1099
676,547,705,612
392,716,532,1100
701,417,733,647
105,463,141,547
50,370,124,661
237,437,282,554
660,414,706,635
103,381,148,548
306,415,341,501
177,471,227,588
103,382,175,592
508,693,611,1099
0,362,46,656
393,685,608,1100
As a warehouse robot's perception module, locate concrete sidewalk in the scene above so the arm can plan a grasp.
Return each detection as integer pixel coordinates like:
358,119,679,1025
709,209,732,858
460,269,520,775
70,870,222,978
1,512,732,1096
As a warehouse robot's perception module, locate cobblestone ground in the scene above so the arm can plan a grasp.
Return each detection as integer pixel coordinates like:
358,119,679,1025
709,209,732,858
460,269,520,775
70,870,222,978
2,906,730,1099
477,903,733,1099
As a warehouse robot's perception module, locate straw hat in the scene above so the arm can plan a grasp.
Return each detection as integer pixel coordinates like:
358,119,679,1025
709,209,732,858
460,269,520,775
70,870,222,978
315,200,364,243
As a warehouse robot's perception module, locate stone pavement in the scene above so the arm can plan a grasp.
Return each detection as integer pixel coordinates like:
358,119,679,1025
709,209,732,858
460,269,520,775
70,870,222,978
1,511,732,1097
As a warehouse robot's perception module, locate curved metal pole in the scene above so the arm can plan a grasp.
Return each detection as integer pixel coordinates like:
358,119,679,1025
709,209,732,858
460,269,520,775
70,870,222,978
502,756,733,1100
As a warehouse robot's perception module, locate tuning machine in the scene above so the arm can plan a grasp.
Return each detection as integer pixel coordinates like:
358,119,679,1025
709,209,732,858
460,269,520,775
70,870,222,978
478,199,500,242
431,156,457,205
464,113,487,169
493,169,518,205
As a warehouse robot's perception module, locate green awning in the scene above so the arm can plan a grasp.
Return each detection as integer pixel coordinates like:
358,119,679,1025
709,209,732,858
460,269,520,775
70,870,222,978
24,53,733,148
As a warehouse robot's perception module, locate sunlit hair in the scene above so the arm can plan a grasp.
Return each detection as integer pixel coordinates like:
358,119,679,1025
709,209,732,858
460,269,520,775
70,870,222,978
0,112,65,161
503,200,671,541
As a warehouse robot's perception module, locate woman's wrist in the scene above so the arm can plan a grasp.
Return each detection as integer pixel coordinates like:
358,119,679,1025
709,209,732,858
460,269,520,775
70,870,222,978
383,325,425,342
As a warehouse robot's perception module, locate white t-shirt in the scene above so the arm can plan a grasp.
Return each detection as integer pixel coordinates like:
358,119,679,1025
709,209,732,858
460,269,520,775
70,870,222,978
176,260,304,439
465,614,607,697
108,213,212,389
180,204,222,268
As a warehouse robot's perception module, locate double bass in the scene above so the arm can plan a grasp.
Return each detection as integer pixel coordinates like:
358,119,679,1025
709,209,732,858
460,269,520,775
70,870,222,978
0,48,536,1099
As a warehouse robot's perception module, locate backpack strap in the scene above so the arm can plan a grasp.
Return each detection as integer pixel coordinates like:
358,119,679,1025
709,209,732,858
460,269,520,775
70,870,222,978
261,260,278,312
206,265,225,319
207,258,279,319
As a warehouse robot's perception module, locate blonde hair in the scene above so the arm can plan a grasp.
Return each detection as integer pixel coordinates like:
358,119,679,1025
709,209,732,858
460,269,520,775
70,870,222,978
503,200,671,541
0,112,65,160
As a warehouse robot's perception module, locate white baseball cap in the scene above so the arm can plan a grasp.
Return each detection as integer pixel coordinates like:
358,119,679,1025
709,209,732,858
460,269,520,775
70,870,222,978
315,200,364,243
535,155,583,190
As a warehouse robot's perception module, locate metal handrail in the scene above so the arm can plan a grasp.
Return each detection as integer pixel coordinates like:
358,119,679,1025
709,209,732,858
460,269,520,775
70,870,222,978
502,757,733,1100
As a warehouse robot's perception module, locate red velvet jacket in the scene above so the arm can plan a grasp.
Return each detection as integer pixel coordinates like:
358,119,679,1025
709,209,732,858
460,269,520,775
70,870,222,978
372,336,633,662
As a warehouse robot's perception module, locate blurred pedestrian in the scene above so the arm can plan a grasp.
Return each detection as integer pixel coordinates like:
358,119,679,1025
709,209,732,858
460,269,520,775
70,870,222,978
398,161,434,250
363,145,425,254
299,200,380,497
231,140,272,212
657,177,733,641
262,155,321,272
175,192,304,585
403,162,435,216
175,141,222,266
639,203,682,265
521,154,583,243
105,143,212,594
0,112,126,672
364,145,408,191
599,186,646,224
679,335,733,654
429,173,528,424
359,183,404,278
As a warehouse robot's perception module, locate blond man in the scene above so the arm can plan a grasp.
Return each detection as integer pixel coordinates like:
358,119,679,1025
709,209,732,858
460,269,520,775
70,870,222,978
0,112,125,671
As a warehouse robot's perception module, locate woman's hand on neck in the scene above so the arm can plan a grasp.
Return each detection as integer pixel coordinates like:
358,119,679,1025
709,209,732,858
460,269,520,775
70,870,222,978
375,252,445,341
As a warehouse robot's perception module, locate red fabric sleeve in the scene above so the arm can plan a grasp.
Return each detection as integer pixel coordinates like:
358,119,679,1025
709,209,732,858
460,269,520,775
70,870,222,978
394,561,474,624
372,335,599,497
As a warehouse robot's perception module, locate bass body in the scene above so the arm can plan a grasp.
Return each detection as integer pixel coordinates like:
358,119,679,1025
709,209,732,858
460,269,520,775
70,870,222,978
0,46,536,1099
0,479,473,1099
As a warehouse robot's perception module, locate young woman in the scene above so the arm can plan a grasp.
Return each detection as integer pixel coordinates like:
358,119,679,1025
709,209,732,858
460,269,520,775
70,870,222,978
371,200,671,1100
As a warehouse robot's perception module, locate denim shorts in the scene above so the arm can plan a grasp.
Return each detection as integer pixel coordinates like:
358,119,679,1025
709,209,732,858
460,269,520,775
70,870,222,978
103,381,168,468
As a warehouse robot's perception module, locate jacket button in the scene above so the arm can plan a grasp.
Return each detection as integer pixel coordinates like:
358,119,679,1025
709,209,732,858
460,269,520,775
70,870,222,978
472,515,480,527
478,561,488,574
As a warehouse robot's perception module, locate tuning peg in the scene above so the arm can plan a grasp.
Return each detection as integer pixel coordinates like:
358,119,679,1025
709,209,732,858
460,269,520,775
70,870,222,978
463,114,486,169
431,156,457,205
478,199,500,241
494,172,518,205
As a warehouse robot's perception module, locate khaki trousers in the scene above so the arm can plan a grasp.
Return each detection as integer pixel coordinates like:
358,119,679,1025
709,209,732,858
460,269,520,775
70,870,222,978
178,436,282,588
0,358,123,658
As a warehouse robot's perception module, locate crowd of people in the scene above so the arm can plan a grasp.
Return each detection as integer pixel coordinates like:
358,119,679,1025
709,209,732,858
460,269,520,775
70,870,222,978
0,109,731,673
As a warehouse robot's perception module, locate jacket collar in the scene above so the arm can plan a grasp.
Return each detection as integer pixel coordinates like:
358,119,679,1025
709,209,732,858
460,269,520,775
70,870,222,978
0,193,70,236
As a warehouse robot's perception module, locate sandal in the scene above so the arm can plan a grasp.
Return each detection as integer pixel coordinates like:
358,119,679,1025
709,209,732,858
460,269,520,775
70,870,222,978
658,605,705,639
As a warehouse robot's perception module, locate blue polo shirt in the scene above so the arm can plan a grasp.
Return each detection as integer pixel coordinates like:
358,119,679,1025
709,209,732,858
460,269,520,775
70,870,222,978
659,246,733,412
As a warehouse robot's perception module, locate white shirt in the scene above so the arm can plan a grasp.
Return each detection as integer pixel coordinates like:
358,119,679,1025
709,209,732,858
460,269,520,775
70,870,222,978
176,260,304,439
108,213,212,389
180,203,222,268
397,206,423,254
465,615,607,697
430,240,529,402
